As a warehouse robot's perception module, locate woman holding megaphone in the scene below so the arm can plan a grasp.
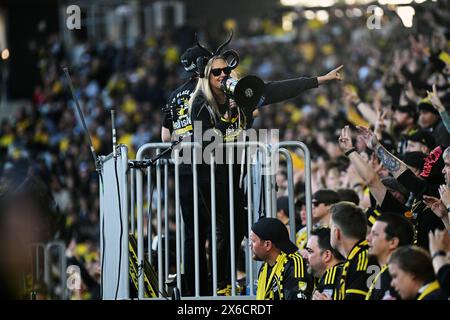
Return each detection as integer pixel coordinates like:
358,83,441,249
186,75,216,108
189,32,343,295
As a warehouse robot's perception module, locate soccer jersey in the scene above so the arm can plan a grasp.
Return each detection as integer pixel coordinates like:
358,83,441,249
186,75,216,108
316,262,343,298
256,251,314,300
335,239,372,300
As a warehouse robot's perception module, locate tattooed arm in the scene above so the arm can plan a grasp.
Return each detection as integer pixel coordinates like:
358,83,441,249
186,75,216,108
357,126,408,179
374,144,408,178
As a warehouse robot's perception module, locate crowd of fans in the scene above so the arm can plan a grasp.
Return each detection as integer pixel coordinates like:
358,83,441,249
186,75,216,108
0,0,449,299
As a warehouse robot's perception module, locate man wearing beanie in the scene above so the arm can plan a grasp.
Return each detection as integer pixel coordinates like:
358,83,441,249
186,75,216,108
400,151,426,176
405,129,436,154
393,103,419,155
250,217,313,300
418,98,450,147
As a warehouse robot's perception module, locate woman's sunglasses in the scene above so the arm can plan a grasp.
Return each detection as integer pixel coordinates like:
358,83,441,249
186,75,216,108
211,66,232,77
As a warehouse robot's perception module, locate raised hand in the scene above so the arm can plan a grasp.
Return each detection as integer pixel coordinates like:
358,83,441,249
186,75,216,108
427,84,445,113
428,229,450,255
438,184,450,207
423,195,448,219
318,65,344,84
356,126,379,150
326,65,344,81
405,81,417,101
338,125,354,153
374,103,387,139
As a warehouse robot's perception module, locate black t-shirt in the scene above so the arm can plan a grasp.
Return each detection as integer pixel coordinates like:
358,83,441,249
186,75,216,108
379,190,406,213
190,93,252,183
162,77,197,134
431,121,450,148
162,78,197,176
366,191,408,227
367,171,445,249
397,170,446,249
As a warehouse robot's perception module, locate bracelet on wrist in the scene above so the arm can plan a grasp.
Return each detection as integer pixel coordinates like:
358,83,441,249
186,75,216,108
345,148,357,157
431,250,446,260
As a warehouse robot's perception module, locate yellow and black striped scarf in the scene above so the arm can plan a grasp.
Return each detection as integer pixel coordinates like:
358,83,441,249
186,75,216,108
256,252,305,300
335,240,369,300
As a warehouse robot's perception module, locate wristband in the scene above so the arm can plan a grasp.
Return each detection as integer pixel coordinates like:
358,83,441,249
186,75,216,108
344,148,357,157
431,250,446,260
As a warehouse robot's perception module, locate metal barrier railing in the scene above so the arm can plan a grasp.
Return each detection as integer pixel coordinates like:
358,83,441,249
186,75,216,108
104,140,313,300
218,141,273,297
30,241,67,300
273,141,313,238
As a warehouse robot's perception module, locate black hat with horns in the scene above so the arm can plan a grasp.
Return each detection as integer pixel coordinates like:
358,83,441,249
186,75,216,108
194,31,240,78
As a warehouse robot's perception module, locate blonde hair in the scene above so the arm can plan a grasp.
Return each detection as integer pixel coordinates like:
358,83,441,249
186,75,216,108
189,56,239,122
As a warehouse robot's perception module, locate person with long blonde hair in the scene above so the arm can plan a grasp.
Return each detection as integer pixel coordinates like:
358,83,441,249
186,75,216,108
188,43,344,294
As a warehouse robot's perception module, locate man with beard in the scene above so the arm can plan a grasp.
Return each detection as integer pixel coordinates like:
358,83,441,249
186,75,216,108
404,129,436,155
365,213,414,300
393,104,419,155
305,227,344,299
250,218,313,300
418,99,450,147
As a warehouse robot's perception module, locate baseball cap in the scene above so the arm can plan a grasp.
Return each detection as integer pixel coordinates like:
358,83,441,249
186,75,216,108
394,103,418,121
418,98,439,115
312,189,340,206
405,129,436,151
251,217,298,254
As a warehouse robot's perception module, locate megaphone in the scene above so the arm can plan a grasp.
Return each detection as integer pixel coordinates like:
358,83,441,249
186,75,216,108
221,75,265,109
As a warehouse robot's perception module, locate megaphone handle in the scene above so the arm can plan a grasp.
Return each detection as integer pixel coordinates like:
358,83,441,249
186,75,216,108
226,97,231,118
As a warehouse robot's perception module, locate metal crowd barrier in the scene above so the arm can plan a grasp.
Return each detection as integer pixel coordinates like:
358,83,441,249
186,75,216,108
31,241,67,300
273,141,313,238
104,140,313,300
